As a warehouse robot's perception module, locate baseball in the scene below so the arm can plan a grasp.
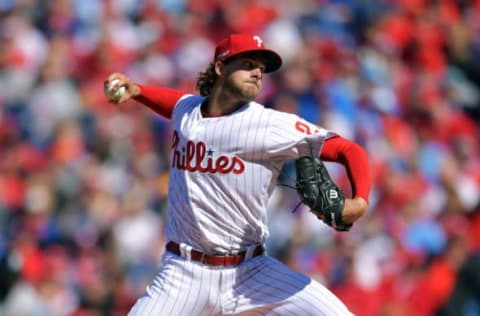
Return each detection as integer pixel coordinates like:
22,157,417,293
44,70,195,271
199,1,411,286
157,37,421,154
106,79,126,102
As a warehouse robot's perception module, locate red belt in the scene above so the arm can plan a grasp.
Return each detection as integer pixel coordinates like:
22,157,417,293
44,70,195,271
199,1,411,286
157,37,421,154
166,241,264,267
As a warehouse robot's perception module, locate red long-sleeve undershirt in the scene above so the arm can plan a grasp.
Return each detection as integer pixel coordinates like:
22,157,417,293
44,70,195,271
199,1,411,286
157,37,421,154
321,136,371,203
134,85,370,202
133,85,184,118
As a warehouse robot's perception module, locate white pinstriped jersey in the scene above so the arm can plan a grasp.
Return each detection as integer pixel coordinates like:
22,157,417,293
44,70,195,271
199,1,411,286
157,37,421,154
165,95,335,253
128,94,356,316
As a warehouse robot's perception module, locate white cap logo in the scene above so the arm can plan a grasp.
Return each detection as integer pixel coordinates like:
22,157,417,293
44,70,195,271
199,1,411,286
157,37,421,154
253,35,263,47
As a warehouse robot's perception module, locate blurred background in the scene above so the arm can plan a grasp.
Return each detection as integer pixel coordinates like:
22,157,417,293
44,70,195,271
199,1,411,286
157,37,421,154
0,0,479,315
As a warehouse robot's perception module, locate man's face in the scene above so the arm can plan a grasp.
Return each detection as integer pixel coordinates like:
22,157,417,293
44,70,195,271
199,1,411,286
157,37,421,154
221,56,266,101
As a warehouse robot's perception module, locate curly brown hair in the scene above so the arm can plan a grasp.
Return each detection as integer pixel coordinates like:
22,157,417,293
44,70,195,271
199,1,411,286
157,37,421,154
196,62,218,97
196,52,268,96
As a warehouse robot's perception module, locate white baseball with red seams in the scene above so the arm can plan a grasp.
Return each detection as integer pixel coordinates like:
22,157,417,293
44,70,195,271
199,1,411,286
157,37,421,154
106,79,126,101
128,95,355,315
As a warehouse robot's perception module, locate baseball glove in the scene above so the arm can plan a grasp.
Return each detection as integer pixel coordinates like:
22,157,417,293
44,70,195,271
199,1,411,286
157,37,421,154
295,156,352,231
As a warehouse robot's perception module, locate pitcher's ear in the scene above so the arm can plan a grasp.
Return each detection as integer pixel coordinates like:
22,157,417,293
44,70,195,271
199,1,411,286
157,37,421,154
214,60,226,77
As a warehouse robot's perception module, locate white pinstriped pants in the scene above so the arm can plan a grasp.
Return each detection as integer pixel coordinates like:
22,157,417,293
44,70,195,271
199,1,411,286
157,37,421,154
128,252,353,316
128,252,354,316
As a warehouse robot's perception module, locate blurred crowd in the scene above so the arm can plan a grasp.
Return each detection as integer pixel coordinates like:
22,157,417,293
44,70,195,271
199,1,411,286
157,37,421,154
0,0,480,315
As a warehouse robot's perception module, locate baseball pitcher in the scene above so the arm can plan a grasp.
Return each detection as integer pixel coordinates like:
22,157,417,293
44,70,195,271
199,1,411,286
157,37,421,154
104,34,371,315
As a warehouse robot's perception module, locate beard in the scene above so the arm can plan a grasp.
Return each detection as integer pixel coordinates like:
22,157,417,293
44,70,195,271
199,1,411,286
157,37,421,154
223,76,261,102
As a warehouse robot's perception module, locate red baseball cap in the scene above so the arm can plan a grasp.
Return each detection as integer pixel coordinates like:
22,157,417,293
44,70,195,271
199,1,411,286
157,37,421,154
214,34,282,73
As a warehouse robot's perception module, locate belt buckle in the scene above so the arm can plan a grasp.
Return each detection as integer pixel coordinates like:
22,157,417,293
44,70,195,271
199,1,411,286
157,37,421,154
200,252,207,264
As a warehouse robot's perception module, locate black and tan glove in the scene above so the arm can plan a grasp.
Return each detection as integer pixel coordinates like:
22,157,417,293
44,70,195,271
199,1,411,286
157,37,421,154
295,156,352,231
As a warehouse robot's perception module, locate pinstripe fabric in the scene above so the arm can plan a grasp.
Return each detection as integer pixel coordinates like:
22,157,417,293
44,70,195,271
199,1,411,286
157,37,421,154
128,253,353,315
165,96,335,254
128,97,353,315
